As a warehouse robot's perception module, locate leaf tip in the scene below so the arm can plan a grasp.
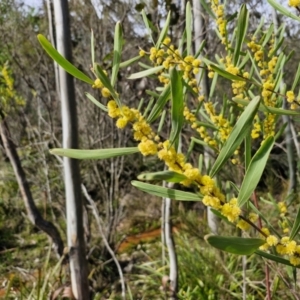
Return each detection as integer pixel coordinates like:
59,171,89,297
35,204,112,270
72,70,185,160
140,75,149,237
204,234,214,243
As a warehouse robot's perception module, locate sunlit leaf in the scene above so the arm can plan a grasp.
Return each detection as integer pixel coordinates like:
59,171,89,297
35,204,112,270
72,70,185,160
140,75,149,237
210,96,261,177
50,147,139,159
37,34,94,85
131,181,202,201
238,136,274,207
128,66,164,79
205,235,265,255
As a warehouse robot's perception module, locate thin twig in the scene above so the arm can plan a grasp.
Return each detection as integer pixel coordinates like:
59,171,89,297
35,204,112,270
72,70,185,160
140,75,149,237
81,184,126,300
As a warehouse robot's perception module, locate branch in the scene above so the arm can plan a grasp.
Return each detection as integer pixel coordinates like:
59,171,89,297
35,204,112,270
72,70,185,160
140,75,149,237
0,113,64,257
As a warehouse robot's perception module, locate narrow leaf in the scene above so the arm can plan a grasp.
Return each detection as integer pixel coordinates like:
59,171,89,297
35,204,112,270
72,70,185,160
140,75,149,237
210,96,261,177
128,66,164,79
169,68,184,146
37,34,94,85
141,10,155,44
199,0,215,19
209,71,218,99
119,56,140,68
94,64,121,107
209,64,246,82
249,202,281,238
111,22,123,87
290,206,300,240
156,11,171,48
233,97,300,115
238,136,275,207
255,250,298,268
262,24,274,47
205,235,265,255
137,171,187,183
185,2,192,55
233,4,249,65
292,62,300,91
147,84,171,123
50,147,139,160
85,92,108,111
131,181,202,201
267,0,300,22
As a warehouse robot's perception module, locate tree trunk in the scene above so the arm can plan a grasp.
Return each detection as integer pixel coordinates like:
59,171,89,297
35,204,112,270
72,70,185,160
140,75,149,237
0,112,64,257
53,1,89,298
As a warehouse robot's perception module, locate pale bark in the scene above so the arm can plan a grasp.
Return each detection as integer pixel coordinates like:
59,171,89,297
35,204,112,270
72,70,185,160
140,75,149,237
53,0,89,298
46,0,60,97
163,182,178,299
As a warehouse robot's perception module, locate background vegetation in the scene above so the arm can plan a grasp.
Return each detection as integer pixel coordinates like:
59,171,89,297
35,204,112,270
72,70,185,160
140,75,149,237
1,0,300,299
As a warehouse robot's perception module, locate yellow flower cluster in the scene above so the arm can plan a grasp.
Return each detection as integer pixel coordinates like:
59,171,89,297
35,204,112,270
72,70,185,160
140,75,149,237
248,37,278,139
278,201,287,216
107,99,240,224
202,187,240,223
211,0,227,44
289,0,300,7
1,65,14,95
208,65,215,79
221,198,241,222
232,72,248,99
251,116,261,139
157,141,240,223
286,90,300,110
0,65,25,113
107,100,158,156
258,228,300,266
277,237,297,255
92,75,111,98
204,102,232,144
157,140,201,186
183,106,217,148
281,220,290,234
139,37,204,101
